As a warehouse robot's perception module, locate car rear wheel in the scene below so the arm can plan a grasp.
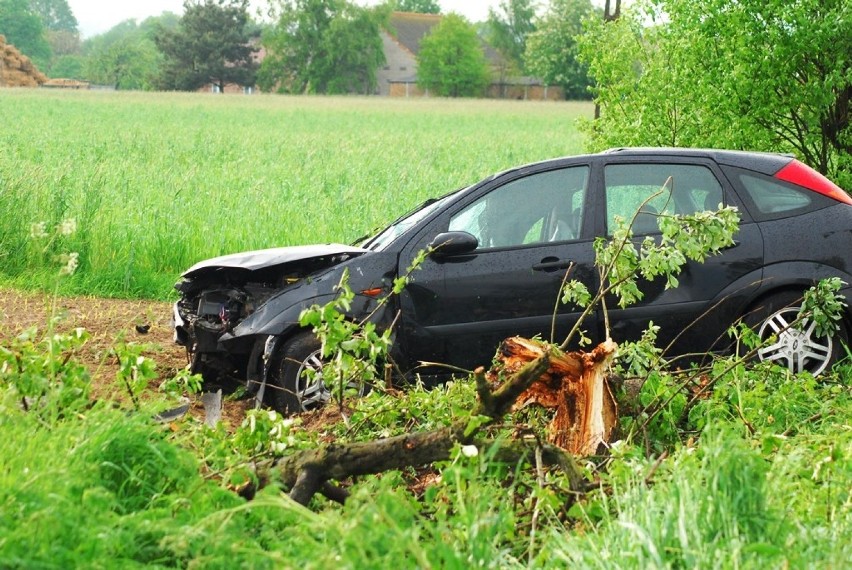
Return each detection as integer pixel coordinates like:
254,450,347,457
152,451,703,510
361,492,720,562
268,332,366,414
746,292,849,375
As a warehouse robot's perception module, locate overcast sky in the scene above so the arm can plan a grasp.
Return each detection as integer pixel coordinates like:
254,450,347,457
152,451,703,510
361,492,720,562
67,1,498,39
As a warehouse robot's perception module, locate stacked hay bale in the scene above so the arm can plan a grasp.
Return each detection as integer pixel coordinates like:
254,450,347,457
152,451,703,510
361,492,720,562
0,35,47,87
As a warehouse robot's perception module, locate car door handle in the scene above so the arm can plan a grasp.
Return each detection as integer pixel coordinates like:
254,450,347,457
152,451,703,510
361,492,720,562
532,258,573,272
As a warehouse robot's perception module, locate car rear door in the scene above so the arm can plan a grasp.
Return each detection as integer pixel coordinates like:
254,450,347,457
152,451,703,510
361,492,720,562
598,157,765,358
396,163,600,372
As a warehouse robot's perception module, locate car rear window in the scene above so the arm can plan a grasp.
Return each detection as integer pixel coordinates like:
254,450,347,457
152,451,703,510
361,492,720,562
728,168,838,221
738,172,813,214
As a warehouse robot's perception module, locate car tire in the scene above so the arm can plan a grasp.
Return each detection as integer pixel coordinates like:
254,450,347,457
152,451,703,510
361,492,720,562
268,332,326,414
745,291,849,375
268,332,369,414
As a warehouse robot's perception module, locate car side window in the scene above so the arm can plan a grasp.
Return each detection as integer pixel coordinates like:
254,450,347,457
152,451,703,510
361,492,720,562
449,167,589,249
604,163,724,235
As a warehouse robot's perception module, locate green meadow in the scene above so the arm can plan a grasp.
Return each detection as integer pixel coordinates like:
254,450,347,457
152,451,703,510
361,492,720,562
2,90,850,568
0,89,592,298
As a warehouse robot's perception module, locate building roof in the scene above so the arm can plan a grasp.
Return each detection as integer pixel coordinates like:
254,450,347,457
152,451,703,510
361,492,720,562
386,11,503,65
387,12,442,56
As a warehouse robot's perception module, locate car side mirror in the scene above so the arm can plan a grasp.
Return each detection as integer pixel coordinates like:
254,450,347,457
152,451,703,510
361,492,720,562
428,231,479,257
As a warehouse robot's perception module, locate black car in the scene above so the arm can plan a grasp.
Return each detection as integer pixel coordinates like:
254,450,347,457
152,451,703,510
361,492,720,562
173,148,852,412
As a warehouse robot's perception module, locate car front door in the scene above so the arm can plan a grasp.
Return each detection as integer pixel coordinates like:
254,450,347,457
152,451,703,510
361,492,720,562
397,164,600,373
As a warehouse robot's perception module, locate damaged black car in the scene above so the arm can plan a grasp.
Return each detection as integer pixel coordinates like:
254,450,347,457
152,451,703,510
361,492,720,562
173,148,852,413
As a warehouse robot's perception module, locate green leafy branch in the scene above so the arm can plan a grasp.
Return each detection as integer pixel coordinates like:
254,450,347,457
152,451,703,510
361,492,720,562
297,248,430,410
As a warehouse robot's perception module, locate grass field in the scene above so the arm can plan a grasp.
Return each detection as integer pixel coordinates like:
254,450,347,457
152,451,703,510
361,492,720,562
1,90,593,299
2,91,850,569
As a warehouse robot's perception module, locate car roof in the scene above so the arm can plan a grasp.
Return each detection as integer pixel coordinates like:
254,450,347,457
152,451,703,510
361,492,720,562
484,147,796,189
600,147,794,175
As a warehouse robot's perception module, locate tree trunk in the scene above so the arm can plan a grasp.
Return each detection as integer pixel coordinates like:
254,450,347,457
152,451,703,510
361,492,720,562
490,336,619,455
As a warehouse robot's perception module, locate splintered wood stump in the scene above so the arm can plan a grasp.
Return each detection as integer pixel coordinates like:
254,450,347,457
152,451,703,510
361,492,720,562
489,337,618,455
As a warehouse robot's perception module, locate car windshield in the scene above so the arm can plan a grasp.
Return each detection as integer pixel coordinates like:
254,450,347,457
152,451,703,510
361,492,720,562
364,191,460,251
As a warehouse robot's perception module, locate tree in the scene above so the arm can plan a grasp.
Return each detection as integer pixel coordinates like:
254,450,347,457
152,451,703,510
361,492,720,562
139,12,181,35
0,0,51,69
258,0,387,95
155,0,258,92
84,35,162,89
79,18,171,88
417,13,490,97
29,0,77,32
27,1,80,77
578,0,852,188
486,0,535,73
524,0,595,99
395,0,440,13
47,53,82,78
45,28,77,56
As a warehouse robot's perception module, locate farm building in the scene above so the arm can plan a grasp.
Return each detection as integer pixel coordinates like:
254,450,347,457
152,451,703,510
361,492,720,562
379,12,563,100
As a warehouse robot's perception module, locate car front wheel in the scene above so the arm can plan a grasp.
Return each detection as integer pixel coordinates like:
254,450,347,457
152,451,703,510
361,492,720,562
268,332,367,414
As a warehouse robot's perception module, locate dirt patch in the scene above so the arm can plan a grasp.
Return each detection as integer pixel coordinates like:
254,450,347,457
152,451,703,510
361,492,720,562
0,288,251,427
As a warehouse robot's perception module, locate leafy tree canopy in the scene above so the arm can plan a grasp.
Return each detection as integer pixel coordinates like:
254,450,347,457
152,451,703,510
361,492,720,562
524,0,595,99
48,53,82,78
79,16,178,88
29,0,77,32
417,13,490,97
395,0,440,14
578,0,852,188
155,0,258,92
139,12,181,36
83,13,178,55
84,33,162,90
486,0,535,74
45,28,78,57
29,0,78,75
258,0,387,95
0,0,51,68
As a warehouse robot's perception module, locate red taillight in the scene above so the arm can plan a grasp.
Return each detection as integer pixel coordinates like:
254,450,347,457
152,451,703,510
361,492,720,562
775,160,852,205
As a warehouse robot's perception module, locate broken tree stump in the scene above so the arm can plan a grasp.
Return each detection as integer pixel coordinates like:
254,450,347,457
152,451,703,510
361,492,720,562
262,338,617,506
490,336,618,455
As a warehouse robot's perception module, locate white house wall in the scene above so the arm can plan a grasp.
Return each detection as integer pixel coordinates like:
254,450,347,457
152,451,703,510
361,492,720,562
376,30,418,96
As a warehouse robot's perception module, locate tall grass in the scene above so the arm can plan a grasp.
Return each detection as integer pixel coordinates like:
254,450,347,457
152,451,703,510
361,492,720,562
1,90,592,298
1,322,849,567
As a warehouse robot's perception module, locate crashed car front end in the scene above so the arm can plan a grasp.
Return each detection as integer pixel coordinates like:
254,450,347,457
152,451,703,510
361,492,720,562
172,244,367,383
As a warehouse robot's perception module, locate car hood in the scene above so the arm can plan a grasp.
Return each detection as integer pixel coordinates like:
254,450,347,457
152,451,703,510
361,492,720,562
181,243,368,277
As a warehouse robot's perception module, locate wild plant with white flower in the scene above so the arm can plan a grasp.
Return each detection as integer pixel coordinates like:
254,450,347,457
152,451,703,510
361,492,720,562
28,217,80,276
234,409,316,455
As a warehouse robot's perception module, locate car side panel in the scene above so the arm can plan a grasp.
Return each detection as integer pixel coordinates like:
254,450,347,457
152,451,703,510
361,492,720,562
759,204,852,273
605,221,765,356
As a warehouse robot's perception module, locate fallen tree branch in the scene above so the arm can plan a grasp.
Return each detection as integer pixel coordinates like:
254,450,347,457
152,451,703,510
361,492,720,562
261,338,617,506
